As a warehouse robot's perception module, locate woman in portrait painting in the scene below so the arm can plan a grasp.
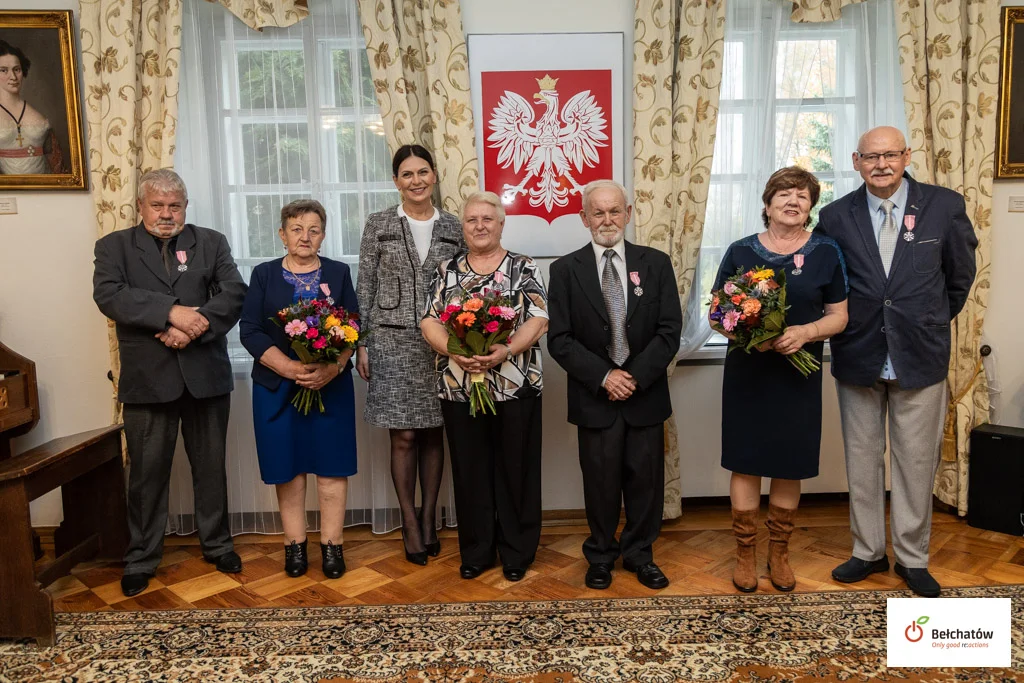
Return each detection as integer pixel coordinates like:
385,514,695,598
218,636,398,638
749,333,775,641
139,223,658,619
0,40,65,174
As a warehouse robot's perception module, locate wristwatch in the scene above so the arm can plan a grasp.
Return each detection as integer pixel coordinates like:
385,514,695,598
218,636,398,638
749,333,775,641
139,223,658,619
505,346,513,363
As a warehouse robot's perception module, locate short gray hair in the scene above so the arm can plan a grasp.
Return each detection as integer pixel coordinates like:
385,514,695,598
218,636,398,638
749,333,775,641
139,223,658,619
138,168,188,204
581,180,628,212
462,190,506,222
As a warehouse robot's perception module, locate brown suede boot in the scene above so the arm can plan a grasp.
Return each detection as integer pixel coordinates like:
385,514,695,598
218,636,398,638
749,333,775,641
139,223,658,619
765,504,796,591
731,507,759,592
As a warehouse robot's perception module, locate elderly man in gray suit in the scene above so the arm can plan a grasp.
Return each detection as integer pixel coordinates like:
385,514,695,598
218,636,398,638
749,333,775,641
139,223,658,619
93,169,247,597
817,126,977,597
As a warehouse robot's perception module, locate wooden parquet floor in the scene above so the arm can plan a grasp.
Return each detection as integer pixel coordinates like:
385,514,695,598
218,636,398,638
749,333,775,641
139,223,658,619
43,500,1024,612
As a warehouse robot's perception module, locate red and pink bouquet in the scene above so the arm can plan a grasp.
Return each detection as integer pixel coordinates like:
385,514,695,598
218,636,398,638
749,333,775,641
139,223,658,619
709,266,820,377
439,288,516,416
274,293,361,414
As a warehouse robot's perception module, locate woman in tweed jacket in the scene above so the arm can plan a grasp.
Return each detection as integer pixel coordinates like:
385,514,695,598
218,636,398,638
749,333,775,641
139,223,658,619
356,144,465,564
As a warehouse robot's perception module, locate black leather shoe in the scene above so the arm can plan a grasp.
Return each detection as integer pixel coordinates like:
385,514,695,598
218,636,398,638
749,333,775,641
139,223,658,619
585,562,613,589
460,563,488,579
503,566,526,582
284,540,308,577
203,550,242,574
623,560,669,589
120,573,151,597
425,540,441,557
831,555,889,583
895,563,941,598
321,541,346,579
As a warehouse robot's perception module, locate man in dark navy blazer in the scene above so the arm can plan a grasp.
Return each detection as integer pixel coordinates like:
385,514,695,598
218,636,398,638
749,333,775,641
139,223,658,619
548,180,682,591
93,169,247,597
817,126,977,597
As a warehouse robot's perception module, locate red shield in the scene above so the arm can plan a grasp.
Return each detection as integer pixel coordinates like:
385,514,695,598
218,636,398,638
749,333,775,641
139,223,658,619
481,69,613,221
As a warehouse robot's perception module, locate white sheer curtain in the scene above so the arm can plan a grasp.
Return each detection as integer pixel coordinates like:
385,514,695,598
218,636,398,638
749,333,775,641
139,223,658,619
683,0,906,355
167,0,458,536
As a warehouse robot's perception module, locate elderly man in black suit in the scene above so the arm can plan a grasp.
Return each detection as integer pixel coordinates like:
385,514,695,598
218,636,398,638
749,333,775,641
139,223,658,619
93,169,247,597
548,180,682,590
817,126,977,598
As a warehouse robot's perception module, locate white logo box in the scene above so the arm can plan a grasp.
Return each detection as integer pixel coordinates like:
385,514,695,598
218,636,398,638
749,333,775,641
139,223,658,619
887,598,1011,668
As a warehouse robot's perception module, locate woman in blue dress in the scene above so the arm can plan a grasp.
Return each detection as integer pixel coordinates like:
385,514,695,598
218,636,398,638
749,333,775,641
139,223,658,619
711,167,848,594
239,199,357,580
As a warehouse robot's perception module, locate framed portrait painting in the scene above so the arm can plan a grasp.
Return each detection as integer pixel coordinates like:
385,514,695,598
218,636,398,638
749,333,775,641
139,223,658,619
0,10,87,190
997,7,1024,179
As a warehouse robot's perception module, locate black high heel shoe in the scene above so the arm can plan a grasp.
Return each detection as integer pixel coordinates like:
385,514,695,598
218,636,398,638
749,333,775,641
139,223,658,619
425,539,441,557
401,527,428,566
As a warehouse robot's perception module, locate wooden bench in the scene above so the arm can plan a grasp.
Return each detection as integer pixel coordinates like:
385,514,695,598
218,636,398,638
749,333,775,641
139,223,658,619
0,342,127,646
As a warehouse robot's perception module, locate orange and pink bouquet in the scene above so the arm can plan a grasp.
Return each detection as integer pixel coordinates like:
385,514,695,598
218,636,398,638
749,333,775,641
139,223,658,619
709,266,820,377
439,289,516,416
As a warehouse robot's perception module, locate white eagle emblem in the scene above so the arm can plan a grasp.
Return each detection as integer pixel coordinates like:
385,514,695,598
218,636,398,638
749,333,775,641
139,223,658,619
487,74,608,212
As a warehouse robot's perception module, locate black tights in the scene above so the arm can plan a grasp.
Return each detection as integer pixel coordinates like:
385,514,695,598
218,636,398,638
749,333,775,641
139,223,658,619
389,427,445,553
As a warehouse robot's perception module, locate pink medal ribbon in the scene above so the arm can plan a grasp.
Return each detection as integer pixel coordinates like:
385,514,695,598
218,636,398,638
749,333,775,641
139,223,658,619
629,271,642,296
903,214,916,241
320,283,331,297
792,254,804,275
175,250,188,272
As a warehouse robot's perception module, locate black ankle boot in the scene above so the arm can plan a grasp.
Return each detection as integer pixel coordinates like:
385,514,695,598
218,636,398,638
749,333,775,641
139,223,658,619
321,541,346,579
284,539,308,577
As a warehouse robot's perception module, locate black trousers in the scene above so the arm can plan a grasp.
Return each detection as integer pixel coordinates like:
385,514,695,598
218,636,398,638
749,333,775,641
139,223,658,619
577,414,664,566
122,391,233,575
441,396,542,570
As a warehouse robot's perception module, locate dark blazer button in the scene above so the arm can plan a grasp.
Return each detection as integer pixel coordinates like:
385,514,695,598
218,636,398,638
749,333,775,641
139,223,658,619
603,325,609,331
884,299,892,306
880,326,886,333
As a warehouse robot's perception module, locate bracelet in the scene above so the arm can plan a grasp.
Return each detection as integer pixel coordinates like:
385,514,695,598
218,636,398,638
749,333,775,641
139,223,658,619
810,321,820,339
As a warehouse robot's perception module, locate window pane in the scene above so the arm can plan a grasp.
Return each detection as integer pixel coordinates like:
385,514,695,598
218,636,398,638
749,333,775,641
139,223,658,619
703,182,748,245
331,50,355,107
333,192,363,256
238,50,307,109
244,193,307,259
359,53,377,107
366,190,399,217
776,111,834,171
811,180,834,228
721,42,744,100
242,122,311,184
776,40,836,99
710,111,745,174
363,124,391,183
334,122,358,183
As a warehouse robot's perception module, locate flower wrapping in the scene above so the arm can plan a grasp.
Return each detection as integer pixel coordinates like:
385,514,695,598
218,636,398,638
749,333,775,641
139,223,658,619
274,297,361,414
709,266,821,377
438,289,516,417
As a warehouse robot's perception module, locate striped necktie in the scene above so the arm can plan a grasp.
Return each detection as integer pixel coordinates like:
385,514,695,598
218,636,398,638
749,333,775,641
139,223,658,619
878,199,897,276
602,249,629,366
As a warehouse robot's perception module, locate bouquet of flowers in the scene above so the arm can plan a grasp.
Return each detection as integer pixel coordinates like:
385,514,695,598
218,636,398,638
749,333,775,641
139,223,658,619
274,294,361,414
439,289,517,416
709,266,820,377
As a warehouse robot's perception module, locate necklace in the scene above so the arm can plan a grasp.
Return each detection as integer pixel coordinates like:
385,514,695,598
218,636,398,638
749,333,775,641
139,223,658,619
0,101,26,146
763,227,807,255
284,256,321,292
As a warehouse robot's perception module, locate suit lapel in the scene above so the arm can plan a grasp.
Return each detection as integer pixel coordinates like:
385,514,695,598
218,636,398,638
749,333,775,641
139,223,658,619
624,242,647,324
886,176,924,280
571,245,609,324
169,225,196,287
133,224,171,287
848,187,887,281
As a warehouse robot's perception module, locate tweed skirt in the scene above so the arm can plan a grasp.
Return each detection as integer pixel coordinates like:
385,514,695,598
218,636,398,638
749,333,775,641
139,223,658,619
364,326,443,429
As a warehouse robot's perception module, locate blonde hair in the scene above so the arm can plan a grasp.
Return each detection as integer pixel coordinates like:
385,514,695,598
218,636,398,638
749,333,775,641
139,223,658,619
462,191,506,222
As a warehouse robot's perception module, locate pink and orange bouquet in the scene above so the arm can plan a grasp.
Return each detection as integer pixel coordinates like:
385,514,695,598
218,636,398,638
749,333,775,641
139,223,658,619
709,266,820,377
274,294,361,414
439,289,516,416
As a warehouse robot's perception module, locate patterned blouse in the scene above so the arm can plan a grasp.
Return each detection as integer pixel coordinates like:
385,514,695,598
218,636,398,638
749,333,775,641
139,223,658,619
424,252,549,402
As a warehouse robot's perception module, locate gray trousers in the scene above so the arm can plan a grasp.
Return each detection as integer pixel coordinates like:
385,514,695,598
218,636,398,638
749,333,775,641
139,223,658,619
836,379,946,568
122,392,233,575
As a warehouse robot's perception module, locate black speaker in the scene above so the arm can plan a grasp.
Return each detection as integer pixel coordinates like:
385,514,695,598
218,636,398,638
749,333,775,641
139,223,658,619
968,423,1024,536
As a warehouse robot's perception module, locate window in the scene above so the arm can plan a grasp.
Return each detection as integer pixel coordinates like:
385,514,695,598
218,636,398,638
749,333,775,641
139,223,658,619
177,0,396,362
688,0,905,355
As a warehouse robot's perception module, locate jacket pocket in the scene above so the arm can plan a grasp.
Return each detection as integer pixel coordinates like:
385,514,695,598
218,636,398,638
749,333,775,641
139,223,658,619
376,276,401,310
912,239,941,274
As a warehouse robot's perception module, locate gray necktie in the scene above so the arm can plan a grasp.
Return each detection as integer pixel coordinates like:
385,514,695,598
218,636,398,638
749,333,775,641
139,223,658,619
602,249,629,365
878,199,897,276
159,238,174,276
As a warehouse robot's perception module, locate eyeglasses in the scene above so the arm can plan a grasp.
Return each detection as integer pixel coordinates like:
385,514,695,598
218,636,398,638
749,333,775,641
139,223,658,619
858,150,907,164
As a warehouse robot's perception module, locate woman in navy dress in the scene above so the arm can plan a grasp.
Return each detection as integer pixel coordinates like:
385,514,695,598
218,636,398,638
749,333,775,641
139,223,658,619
711,167,848,594
239,199,357,580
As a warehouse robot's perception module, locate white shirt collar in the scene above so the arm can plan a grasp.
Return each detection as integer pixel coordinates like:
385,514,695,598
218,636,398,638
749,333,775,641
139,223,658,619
591,238,625,264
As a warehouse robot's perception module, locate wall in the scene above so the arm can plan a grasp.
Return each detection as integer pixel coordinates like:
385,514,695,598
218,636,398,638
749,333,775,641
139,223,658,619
0,0,110,525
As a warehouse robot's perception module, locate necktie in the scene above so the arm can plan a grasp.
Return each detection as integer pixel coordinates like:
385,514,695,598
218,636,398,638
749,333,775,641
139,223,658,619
159,238,175,276
878,199,897,276
602,249,629,365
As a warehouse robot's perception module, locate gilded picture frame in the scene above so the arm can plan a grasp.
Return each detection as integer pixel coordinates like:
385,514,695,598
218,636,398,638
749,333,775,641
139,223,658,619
997,7,1024,179
0,10,87,190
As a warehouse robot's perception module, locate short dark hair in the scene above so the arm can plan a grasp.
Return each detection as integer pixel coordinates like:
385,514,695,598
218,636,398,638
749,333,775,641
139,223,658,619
392,144,435,177
0,41,30,77
761,166,821,228
280,199,327,231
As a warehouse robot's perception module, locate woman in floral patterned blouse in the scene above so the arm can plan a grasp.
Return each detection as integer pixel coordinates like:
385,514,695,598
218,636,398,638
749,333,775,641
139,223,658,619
421,191,549,583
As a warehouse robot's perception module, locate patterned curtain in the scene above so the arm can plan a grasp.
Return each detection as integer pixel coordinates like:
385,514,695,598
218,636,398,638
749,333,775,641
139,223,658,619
894,0,999,514
633,0,727,519
207,0,309,31
355,0,478,214
789,0,867,22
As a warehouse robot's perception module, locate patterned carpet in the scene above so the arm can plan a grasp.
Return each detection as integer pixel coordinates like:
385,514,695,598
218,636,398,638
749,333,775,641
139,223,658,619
2,585,1022,682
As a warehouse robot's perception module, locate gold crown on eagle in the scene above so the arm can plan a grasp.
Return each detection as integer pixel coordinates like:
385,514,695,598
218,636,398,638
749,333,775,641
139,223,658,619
535,74,558,90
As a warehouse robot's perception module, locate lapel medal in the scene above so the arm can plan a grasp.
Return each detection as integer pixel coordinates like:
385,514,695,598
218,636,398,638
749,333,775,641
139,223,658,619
903,214,916,242
792,253,804,276
320,283,331,297
175,250,188,272
630,271,642,297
